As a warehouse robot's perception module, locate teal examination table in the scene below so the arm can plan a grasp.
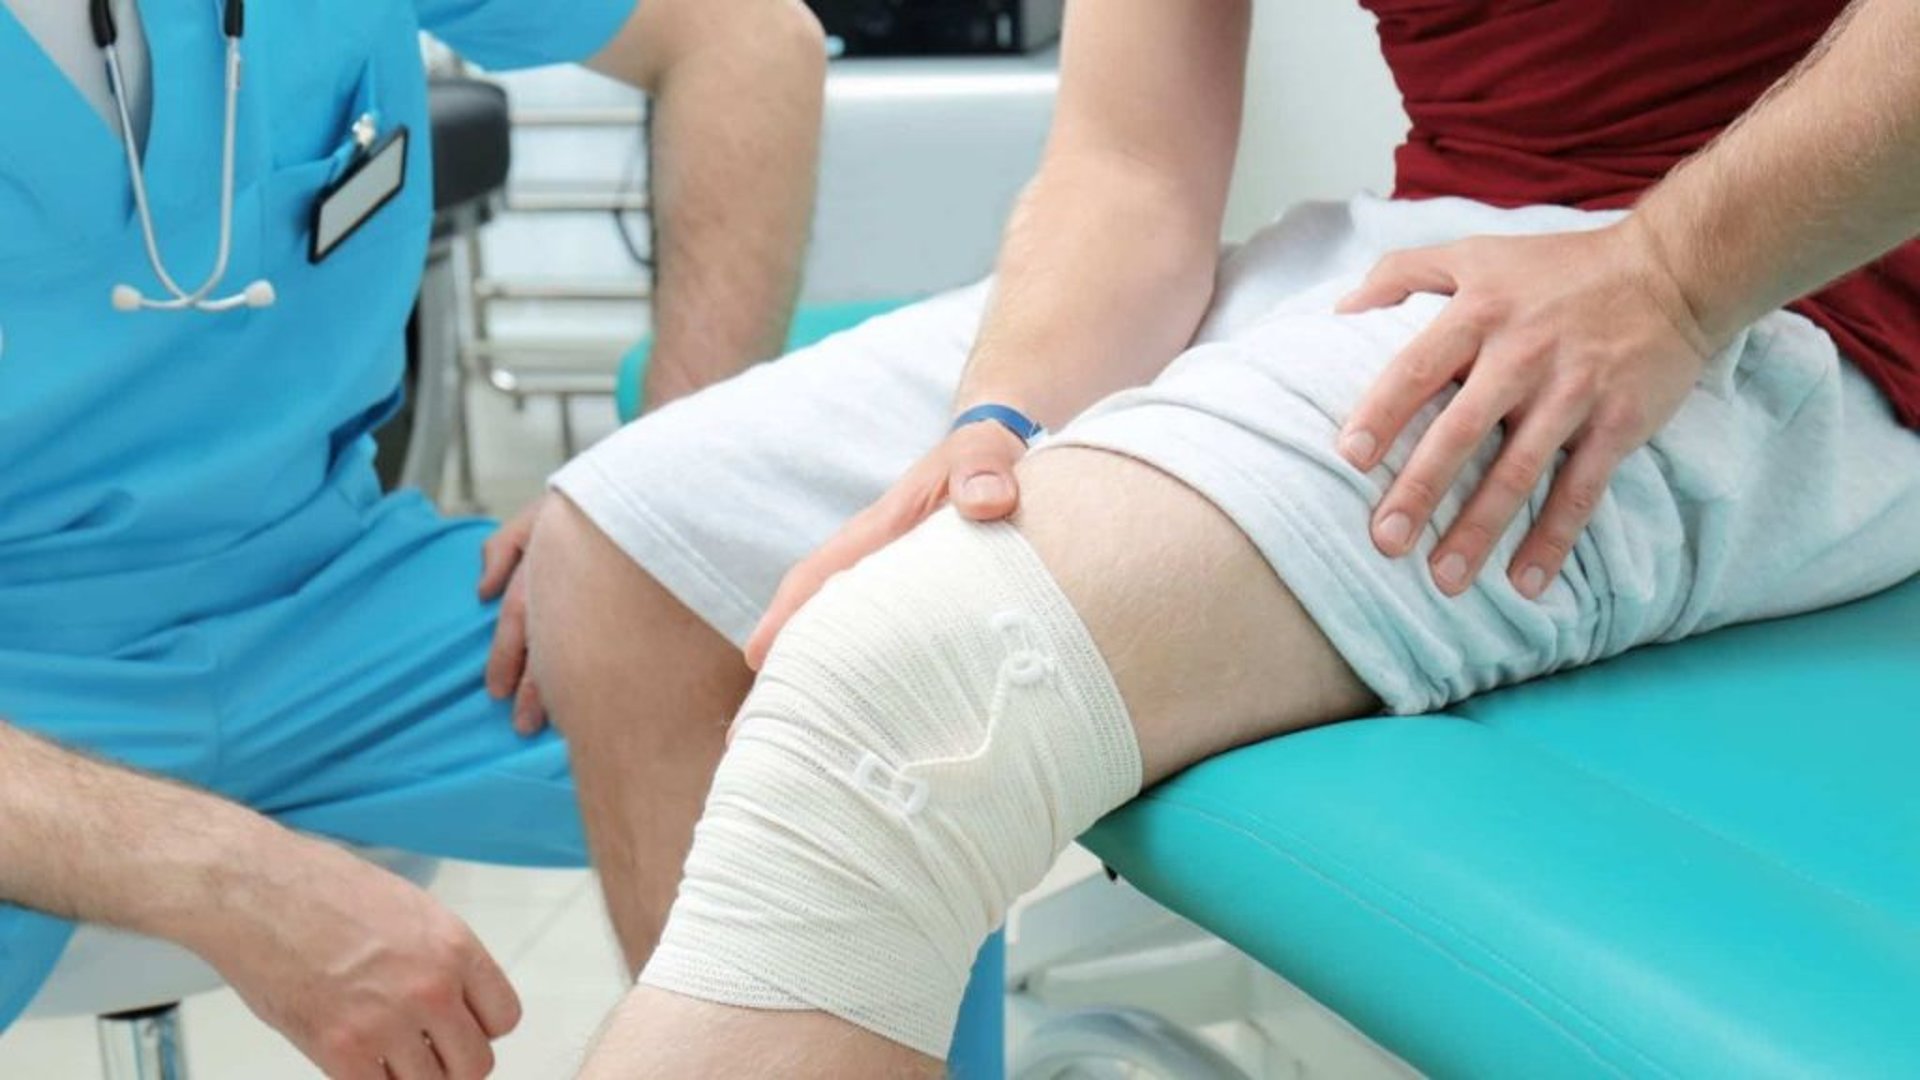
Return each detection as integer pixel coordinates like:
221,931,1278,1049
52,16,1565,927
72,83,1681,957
622,302,1920,1079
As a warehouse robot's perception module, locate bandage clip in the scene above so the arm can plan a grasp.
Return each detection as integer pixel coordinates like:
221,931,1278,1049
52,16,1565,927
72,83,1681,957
848,610,1057,818
991,610,1055,687
853,752,930,817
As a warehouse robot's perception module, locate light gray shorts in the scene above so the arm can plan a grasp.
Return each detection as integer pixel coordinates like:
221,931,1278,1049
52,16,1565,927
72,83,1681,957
551,195,1920,715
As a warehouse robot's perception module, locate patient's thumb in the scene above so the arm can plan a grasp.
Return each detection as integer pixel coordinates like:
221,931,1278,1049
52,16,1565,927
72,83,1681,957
951,461,1020,521
947,423,1026,521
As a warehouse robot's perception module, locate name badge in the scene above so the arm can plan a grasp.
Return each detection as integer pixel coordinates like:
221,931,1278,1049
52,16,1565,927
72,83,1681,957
309,124,409,264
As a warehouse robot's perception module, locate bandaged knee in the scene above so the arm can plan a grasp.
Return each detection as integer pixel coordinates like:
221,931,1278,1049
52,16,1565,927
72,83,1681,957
640,510,1141,1057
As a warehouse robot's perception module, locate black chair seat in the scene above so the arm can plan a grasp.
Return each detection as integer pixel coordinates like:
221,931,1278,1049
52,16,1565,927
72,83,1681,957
427,77,511,231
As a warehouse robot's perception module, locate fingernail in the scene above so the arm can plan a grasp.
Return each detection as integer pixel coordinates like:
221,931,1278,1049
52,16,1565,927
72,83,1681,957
1377,511,1412,552
962,473,1009,504
1339,429,1378,467
1517,564,1547,598
1434,552,1468,591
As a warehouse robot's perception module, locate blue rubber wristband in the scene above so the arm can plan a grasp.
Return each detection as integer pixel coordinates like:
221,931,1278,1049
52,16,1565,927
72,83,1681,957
951,403,1047,446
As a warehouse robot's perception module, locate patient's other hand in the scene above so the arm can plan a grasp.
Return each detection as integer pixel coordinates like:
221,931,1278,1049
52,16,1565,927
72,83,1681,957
480,498,546,734
1335,220,1715,600
194,835,520,1080
746,419,1026,670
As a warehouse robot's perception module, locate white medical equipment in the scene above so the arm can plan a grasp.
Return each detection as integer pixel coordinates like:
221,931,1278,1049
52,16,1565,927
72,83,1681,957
91,0,276,312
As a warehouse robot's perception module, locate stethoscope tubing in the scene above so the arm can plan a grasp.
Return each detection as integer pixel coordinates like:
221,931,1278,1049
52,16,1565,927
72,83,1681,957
93,0,270,313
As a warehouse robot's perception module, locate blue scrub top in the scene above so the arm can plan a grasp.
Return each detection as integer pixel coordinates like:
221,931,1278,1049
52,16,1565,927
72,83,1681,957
0,0,634,653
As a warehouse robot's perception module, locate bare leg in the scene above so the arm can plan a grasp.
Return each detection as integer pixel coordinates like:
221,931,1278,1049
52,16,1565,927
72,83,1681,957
578,447,1376,1077
1017,449,1376,786
525,494,753,971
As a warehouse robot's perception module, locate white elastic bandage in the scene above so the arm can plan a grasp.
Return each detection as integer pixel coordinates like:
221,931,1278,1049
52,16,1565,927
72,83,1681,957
641,511,1142,1057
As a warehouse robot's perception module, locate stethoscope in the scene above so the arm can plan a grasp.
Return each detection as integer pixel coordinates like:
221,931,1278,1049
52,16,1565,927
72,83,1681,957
90,0,275,312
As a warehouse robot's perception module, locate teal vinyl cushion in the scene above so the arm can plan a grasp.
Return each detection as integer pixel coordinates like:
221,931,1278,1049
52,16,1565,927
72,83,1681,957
1084,576,1920,1077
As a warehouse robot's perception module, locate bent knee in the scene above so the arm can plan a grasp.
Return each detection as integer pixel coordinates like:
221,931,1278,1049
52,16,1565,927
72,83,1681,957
529,492,607,575
644,514,1140,1057
524,494,742,729
525,493,650,618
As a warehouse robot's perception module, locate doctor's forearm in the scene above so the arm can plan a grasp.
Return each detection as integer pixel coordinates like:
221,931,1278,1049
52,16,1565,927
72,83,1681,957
0,721,281,950
591,0,825,410
1631,0,1920,344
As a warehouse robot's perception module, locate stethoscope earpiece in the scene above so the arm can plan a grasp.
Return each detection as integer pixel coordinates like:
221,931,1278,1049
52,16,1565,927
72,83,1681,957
109,278,275,313
242,280,275,308
99,0,267,316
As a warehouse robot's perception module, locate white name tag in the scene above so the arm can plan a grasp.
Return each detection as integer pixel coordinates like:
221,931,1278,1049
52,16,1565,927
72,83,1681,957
309,125,409,264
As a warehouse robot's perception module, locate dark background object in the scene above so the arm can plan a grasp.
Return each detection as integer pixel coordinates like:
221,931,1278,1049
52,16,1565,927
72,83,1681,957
375,77,512,492
804,0,1063,56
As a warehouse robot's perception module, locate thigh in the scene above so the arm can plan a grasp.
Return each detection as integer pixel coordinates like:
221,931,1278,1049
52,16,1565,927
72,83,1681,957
1014,448,1375,784
0,634,221,784
1049,280,1920,718
549,282,988,647
203,492,586,867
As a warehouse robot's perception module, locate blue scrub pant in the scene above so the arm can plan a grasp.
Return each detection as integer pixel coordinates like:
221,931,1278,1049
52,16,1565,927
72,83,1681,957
0,492,583,1027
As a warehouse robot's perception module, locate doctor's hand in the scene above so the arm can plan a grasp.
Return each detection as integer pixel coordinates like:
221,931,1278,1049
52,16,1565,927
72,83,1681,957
1335,220,1716,600
745,418,1028,670
480,499,546,735
195,834,520,1080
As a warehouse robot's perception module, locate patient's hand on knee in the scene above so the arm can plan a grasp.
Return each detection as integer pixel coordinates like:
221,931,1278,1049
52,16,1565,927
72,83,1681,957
747,417,1028,669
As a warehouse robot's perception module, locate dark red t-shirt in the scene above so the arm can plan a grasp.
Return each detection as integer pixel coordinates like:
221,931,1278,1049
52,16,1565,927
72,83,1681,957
1362,0,1920,428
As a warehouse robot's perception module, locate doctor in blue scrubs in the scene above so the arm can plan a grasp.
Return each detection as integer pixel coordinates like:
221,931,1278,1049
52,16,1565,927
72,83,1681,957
0,0,824,1074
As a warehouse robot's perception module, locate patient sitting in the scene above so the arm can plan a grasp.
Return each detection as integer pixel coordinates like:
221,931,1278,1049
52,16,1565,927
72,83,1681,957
513,0,1920,1074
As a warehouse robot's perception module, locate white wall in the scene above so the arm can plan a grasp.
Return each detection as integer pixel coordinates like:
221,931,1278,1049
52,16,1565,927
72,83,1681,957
1223,0,1408,240
474,4,1411,350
